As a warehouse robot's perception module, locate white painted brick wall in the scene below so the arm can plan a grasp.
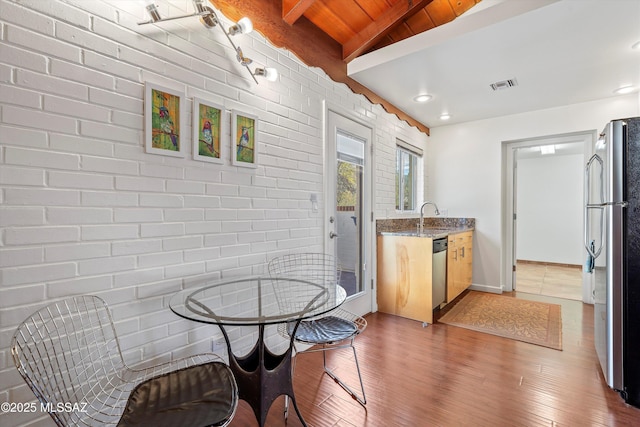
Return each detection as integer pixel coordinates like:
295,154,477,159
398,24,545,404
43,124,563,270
5,147,79,170
0,1,427,425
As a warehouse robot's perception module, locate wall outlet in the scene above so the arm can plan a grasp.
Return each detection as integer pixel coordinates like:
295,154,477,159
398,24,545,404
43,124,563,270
212,337,226,352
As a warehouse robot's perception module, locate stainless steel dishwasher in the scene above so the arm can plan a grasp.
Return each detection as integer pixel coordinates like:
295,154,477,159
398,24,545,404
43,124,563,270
432,237,448,309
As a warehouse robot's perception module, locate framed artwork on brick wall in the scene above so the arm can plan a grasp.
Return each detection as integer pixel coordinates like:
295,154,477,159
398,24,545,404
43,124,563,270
193,97,226,164
144,82,186,157
231,110,259,168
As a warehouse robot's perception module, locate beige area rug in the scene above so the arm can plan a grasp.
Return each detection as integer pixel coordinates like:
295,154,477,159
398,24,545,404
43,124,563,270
439,291,562,350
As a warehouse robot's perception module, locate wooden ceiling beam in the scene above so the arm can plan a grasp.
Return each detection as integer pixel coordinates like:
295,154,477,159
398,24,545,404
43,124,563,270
210,0,429,135
282,0,316,25
342,0,434,62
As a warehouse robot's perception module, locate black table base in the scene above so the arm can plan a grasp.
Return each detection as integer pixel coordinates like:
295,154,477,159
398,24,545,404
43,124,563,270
220,323,306,427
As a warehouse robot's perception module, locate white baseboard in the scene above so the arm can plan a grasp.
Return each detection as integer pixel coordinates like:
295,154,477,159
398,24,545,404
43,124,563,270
468,283,502,294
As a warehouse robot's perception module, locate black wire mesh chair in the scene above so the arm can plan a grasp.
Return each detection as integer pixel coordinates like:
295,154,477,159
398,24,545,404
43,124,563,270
11,295,238,427
268,253,367,410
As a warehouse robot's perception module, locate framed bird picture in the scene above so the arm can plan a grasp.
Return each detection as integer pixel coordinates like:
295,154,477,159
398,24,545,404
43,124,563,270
144,82,186,157
193,97,226,164
231,110,259,168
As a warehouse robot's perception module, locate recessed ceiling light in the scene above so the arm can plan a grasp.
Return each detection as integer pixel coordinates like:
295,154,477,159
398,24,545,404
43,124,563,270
440,113,451,120
413,94,432,103
614,85,636,95
632,41,640,50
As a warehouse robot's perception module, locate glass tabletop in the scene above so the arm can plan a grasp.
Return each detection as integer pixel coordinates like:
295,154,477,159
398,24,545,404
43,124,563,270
169,276,347,326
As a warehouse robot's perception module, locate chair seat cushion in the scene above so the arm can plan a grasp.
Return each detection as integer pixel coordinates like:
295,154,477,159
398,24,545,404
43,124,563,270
288,316,358,344
117,362,236,427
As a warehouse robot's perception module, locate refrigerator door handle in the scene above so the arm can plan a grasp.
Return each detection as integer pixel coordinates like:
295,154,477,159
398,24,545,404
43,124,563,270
584,154,605,259
585,154,604,205
587,201,629,208
584,206,604,259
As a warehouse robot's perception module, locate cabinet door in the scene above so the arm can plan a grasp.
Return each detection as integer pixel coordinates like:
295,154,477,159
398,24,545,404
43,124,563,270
459,231,473,288
377,235,434,323
446,231,474,302
446,236,459,302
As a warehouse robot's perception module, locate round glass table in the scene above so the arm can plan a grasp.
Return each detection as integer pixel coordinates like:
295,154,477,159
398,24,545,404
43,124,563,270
170,276,347,427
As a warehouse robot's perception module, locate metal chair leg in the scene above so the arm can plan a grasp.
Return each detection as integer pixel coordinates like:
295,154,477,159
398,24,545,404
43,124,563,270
322,339,366,406
283,353,297,420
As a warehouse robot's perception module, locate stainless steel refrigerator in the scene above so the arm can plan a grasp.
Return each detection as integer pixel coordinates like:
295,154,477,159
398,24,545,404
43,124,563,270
585,117,640,408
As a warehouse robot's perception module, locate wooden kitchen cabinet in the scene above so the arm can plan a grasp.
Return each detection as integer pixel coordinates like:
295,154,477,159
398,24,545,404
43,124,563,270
446,230,473,302
377,234,434,324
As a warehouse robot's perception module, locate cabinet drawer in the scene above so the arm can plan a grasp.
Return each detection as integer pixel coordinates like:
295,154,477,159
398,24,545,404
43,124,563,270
449,231,473,246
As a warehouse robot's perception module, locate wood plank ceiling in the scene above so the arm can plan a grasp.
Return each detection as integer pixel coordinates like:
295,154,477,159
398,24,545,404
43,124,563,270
212,0,482,134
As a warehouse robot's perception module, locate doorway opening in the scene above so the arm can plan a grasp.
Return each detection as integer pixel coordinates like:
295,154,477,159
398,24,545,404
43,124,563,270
503,131,595,302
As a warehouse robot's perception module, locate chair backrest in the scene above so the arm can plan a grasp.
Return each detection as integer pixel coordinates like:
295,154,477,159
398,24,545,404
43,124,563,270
11,295,126,426
268,253,341,284
267,253,342,316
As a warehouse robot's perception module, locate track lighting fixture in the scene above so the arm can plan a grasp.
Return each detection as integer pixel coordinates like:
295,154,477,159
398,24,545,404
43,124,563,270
228,17,253,35
254,67,278,82
138,1,277,84
143,2,161,23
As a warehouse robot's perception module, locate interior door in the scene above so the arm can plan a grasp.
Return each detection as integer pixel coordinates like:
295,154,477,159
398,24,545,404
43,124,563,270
326,109,373,316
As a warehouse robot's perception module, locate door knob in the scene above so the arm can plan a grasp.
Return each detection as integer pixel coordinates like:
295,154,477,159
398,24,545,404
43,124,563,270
329,231,339,239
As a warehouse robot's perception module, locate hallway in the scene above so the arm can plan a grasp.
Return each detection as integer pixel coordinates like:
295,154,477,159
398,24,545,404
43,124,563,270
516,261,583,301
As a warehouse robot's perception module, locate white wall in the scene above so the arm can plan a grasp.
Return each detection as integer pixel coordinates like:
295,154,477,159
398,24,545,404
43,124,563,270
516,154,584,265
428,94,639,292
0,1,427,425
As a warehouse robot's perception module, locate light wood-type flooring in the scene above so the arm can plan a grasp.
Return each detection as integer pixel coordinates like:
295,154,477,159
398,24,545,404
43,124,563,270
229,292,640,426
515,261,583,301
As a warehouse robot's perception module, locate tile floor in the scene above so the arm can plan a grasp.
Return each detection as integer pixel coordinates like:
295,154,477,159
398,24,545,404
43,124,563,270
515,261,583,301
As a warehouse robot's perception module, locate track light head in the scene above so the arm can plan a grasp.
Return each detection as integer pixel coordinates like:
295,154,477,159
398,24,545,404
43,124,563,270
192,0,207,13
199,9,217,28
228,17,253,35
191,0,217,28
144,2,161,23
254,67,278,82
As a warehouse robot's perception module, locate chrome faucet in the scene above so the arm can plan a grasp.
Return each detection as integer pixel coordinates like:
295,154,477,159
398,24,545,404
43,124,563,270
419,201,440,234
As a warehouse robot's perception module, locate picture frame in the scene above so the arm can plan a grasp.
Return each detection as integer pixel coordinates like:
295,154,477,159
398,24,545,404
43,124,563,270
231,110,259,168
144,82,186,157
193,97,226,164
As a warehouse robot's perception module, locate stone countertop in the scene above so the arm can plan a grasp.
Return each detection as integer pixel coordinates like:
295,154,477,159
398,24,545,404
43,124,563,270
376,217,475,238
379,225,474,239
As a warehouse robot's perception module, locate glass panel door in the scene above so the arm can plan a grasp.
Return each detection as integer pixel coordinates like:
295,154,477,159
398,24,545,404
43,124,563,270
326,108,372,316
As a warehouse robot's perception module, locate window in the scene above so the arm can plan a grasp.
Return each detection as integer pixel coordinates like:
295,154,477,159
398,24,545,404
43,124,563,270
395,145,419,212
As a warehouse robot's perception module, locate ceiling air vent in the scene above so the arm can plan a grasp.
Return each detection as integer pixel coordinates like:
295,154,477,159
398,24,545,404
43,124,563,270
490,78,518,91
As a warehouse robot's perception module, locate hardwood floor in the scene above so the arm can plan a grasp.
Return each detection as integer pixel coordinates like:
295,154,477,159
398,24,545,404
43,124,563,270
229,292,640,426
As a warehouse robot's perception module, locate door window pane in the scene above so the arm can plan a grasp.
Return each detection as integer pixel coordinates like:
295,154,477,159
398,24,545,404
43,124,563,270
336,131,365,296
